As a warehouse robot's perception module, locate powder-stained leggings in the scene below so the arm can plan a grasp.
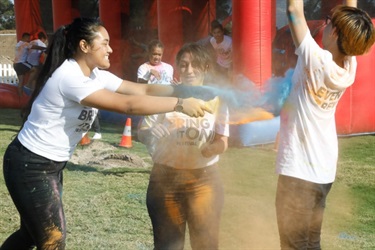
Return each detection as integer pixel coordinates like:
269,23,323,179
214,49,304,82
147,164,224,250
1,137,67,250
275,175,332,250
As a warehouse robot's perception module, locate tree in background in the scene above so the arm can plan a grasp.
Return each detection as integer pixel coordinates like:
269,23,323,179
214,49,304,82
0,0,15,30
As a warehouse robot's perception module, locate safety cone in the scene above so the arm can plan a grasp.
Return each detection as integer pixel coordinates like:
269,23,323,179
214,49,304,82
119,118,132,148
80,133,91,146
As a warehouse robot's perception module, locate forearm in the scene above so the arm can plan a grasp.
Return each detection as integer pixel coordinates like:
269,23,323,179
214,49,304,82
286,0,308,48
287,0,304,17
116,79,174,96
115,95,178,115
202,135,228,158
344,0,357,7
137,127,154,145
82,89,178,115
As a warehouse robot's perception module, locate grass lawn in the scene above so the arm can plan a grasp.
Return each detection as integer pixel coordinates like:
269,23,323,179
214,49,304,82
0,108,374,249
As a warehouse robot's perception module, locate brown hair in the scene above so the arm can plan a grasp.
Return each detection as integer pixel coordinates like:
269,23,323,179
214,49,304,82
176,43,213,73
331,5,375,56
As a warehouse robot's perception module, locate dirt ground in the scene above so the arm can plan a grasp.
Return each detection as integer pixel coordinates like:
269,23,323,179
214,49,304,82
70,140,150,170
0,30,16,64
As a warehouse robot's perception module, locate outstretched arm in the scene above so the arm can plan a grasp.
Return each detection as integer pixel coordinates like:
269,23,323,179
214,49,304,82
286,0,308,49
344,0,357,7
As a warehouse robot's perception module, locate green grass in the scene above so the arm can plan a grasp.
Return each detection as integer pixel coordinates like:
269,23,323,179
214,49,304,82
1,108,374,249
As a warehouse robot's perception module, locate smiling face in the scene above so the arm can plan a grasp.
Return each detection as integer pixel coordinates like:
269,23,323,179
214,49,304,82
178,52,206,86
86,26,112,70
148,46,163,66
212,27,224,43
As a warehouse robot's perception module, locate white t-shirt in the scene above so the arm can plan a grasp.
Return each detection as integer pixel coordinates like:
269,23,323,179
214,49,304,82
276,31,357,184
18,59,123,161
140,102,229,169
26,39,47,66
14,41,30,63
137,62,173,84
210,35,232,69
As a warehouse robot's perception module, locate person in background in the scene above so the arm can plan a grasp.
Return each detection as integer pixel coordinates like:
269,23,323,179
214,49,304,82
275,0,375,249
137,40,174,84
138,43,229,250
24,32,48,90
91,111,102,140
13,32,31,96
1,17,211,250
210,20,232,82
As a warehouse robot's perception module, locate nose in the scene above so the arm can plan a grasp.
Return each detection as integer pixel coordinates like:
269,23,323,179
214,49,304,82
187,64,194,74
108,45,113,54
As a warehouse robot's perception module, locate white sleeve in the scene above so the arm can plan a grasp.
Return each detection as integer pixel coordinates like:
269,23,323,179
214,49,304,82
215,103,230,137
167,64,174,80
96,69,123,92
59,69,122,103
137,63,150,80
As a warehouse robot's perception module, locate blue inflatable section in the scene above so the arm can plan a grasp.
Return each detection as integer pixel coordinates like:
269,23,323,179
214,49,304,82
229,116,280,147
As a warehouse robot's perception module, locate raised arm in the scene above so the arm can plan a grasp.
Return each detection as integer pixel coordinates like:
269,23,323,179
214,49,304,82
286,0,308,49
344,0,357,7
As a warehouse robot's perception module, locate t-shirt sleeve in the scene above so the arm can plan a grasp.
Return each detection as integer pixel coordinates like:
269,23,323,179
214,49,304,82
166,63,174,81
96,69,123,92
137,63,150,80
295,31,323,65
215,103,230,137
59,69,122,103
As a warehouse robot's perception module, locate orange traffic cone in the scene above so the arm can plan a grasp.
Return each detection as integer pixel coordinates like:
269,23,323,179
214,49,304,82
80,133,91,146
119,118,132,148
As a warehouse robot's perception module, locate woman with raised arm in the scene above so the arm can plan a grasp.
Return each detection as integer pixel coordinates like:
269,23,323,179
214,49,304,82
275,0,375,249
1,17,210,250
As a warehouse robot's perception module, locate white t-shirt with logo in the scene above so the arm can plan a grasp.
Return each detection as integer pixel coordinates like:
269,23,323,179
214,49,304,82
210,35,232,69
137,62,173,84
140,103,229,169
18,59,122,161
276,31,357,184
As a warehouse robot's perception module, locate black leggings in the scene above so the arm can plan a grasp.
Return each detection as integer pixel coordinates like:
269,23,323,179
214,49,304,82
1,137,67,250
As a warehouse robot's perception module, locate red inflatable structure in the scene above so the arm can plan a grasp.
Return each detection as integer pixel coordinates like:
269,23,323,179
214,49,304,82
0,84,30,109
6,0,375,135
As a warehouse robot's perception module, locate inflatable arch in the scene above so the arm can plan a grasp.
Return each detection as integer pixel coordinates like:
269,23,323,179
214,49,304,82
4,0,375,145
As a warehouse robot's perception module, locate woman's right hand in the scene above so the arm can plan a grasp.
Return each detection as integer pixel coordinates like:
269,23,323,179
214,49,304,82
150,123,170,139
150,69,161,80
181,97,213,117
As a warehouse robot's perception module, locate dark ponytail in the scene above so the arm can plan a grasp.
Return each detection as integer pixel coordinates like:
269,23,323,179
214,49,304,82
21,18,103,124
21,26,68,123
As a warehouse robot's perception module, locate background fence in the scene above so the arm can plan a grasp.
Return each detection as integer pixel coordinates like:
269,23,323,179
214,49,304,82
0,64,18,84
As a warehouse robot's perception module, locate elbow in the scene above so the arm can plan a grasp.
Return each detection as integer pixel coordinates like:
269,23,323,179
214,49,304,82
287,3,300,22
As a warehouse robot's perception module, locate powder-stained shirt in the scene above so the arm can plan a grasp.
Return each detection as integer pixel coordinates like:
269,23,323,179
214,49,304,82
210,35,232,69
18,59,122,161
140,101,229,169
137,62,173,84
276,31,356,184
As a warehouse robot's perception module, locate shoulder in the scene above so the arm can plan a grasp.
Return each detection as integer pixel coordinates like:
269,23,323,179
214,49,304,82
138,62,150,69
162,62,173,69
295,31,319,56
